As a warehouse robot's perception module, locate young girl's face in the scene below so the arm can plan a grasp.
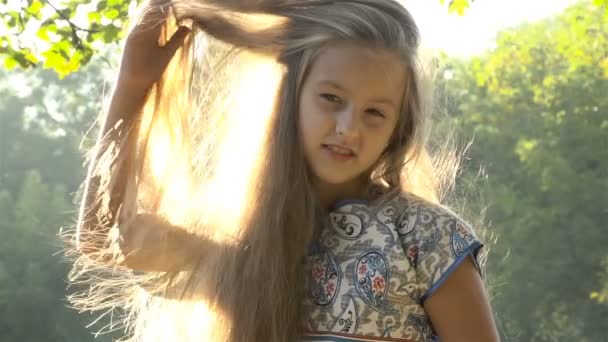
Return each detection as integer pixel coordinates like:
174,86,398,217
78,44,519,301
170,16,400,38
298,42,406,194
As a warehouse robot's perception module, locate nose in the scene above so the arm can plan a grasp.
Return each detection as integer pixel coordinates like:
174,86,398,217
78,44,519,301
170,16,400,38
335,106,359,138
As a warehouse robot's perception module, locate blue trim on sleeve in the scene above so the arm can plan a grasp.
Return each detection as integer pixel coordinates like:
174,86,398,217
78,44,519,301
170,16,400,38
302,336,362,341
419,241,483,304
330,198,369,211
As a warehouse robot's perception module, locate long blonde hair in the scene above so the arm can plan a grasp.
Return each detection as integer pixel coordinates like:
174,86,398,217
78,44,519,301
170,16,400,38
66,0,459,341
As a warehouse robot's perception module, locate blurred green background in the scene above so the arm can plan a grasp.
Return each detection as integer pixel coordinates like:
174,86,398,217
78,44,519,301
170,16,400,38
0,0,606,340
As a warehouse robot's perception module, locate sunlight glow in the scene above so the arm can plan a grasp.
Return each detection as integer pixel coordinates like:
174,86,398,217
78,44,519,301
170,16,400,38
202,52,283,239
185,301,220,340
406,0,578,56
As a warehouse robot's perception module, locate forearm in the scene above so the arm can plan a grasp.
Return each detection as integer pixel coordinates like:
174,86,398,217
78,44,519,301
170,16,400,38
117,214,208,272
76,81,149,254
102,80,150,138
76,5,190,261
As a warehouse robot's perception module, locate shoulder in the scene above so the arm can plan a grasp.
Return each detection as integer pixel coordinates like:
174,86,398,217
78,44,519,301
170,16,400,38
381,191,484,300
380,191,476,240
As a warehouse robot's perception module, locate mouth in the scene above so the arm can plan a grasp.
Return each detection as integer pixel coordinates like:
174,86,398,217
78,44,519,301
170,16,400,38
321,144,357,158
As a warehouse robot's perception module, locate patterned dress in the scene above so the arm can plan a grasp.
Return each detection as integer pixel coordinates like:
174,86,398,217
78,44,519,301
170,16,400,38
302,191,483,342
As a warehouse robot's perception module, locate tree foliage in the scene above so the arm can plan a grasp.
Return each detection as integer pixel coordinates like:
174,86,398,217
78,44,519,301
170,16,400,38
440,1,608,340
0,58,113,341
0,0,606,340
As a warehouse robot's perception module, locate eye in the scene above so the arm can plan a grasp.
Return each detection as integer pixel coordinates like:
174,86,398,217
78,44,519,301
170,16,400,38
367,108,386,118
320,93,342,104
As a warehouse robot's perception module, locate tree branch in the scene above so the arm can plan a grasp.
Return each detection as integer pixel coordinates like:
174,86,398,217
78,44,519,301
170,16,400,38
40,0,102,52
42,0,99,34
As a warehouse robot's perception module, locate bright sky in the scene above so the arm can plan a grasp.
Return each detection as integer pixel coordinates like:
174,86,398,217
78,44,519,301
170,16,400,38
0,0,578,58
406,0,578,56
1,0,579,134
3,0,579,99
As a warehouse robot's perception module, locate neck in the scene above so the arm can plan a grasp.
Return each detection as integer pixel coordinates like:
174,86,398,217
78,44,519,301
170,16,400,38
313,175,370,210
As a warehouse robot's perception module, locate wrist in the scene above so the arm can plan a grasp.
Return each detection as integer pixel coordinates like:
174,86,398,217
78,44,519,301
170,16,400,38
114,77,152,97
106,79,151,124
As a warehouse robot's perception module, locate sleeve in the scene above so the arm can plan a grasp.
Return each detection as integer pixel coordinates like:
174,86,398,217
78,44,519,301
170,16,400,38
412,208,483,304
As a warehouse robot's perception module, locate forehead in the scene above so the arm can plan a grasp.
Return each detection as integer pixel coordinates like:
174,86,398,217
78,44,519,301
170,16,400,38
306,42,407,102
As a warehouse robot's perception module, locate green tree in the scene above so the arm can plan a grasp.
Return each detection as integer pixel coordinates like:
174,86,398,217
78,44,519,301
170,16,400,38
0,53,112,194
0,170,95,341
0,53,112,341
441,1,608,340
0,0,127,77
2,0,607,339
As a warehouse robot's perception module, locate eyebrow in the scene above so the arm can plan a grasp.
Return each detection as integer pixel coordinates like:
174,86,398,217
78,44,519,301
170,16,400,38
318,80,399,110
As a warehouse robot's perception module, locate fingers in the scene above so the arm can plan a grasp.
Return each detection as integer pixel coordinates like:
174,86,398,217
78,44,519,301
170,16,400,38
166,26,191,53
160,25,191,65
129,1,173,38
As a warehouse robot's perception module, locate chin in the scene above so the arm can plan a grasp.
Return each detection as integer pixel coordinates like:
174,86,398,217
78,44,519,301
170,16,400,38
313,169,362,187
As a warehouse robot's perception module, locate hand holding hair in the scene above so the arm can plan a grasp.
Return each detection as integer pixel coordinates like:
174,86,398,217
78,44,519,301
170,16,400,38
118,0,191,91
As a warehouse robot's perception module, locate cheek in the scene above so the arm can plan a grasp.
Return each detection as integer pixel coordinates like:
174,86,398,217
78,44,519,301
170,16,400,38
297,103,319,154
298,97,327,146
364,127,394,161
368,141,388,162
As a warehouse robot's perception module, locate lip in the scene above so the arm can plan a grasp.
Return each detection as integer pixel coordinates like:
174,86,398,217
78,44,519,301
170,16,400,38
322,144,356,161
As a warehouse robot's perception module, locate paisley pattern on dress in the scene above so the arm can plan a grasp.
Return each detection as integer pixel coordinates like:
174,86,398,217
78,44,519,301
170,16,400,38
451,220,477,255
331,296,358,333
375,203,400,244
303,192,484,342
403,314,434,340
354,250,390,311
396,204,418,237
330,211,364,239
309,245,341,306
418,230,441,262
403,244,419,267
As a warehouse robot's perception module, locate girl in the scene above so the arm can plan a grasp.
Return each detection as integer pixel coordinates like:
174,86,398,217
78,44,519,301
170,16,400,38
69,0,499,341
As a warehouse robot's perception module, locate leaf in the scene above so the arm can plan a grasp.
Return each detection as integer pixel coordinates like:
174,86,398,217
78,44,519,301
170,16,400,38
600,57,608,78
102,25,121,43
590,291,607,303
26,0,44,18
592,0,607,6
4,56,18,70
36,26,50,41
5,51,35,68
448,0,471,16
23,51,38,65
96,0,108,12
105,8,120,20
41,50,60,68
6,11,19,27
88,11,101,23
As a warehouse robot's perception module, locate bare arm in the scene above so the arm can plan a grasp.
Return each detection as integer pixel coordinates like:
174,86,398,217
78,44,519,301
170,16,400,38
424,257,500,342
76,0,193,272
92,80,146,238
115,213,210,272
74,82,147,260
